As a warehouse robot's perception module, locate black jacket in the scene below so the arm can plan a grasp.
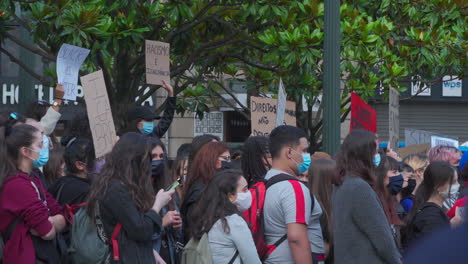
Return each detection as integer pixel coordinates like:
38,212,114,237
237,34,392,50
119,96,176,138
403,202,450,249
48,175,90,206
151,96,176,139
180,179,205,243
100,180,162,264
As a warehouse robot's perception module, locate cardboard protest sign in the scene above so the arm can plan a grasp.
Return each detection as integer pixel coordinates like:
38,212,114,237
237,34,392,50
57,44,90,101
350,92,377,133
405,128,458,146
251,96,296,136
399,143,430,159
80,70,116,158
431,136,458,148
145,40,170,85
389,88,399,151
276,78,287,127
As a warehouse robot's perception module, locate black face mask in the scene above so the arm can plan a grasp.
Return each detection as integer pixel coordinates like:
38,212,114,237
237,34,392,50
151,160,164,178
401,178,417,198
221,161,232,170
387,174,404,196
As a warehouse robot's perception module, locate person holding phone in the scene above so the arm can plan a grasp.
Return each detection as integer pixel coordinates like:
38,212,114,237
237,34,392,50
86,133,174,264
150,137,184,264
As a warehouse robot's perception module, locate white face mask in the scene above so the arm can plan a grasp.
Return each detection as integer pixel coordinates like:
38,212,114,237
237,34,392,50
234,191,252,212
440,183,460,199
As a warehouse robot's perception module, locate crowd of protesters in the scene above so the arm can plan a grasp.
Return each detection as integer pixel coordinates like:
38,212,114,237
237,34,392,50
0,83,467,264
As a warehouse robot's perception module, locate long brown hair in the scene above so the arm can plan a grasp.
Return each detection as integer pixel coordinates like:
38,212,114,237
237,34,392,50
334,130,377,186
86,132,154,217
309,159,336,238
184,142,229,194
375,156,404,225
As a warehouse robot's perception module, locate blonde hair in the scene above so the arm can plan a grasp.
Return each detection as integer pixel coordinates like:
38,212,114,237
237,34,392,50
403,154,429,171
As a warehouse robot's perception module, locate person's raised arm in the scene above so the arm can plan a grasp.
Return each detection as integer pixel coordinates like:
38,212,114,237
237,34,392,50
40,84,63,136
151,80,176,138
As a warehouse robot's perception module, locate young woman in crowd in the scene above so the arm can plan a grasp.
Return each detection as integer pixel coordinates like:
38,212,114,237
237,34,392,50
188,134,220,169
191,169,260,264
374,156,405,249
43,148,65,187
48,138,95,206
171,143,191,199
403,154,429,194
402,161,458,249
399,163,417,214
0,124,66,264
309,158,336,264
241,136,271,187
181,141,229,242
86,132,174,263
149,138,184,264
332,130,401,264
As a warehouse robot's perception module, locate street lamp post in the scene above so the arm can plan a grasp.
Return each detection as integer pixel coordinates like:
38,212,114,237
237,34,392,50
322,0,341,155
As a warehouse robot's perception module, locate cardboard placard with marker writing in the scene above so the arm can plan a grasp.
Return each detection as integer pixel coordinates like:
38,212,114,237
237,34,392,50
250,96,296,136
145,40,170,85
80,70,116,158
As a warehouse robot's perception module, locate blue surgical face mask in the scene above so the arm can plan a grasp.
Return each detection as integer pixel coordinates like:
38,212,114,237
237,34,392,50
374,154,381,167
33,135,50,168
141,121,154,135
292,150,311,174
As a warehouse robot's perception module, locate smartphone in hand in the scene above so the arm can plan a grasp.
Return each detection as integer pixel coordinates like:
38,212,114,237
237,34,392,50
165,178,180,191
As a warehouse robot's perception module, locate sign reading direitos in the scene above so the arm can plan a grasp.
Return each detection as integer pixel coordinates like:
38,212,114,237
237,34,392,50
250,96,296,136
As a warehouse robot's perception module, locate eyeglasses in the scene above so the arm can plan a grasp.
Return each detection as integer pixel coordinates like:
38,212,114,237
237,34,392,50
219,155,231,161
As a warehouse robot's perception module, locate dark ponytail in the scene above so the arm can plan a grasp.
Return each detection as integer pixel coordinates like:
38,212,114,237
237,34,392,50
63,137,96,175
0,124,39,188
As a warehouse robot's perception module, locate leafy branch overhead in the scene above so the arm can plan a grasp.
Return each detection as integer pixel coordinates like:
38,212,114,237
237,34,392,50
0,0,466,149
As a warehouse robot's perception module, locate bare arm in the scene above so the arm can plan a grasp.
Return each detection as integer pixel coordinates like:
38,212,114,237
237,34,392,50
287,223,313,264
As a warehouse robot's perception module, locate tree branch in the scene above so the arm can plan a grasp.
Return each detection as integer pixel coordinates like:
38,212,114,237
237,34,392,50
228,54,281,72
212,79,249,112
10,13,53,55
0,47,52,86
4,31,55,61
208,85,250,120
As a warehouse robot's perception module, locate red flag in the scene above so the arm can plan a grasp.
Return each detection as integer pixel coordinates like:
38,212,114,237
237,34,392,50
350,92,377,133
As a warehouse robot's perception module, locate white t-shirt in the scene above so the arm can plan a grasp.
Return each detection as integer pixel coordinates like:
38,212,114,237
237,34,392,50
263,169,325,264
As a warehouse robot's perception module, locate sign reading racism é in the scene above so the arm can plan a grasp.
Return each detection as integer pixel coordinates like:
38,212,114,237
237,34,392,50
145,40,170,85
250,96,296,136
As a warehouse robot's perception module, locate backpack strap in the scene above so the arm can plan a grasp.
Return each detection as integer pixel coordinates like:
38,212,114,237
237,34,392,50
263,173,303,258
266,234,288,256
55,183,65,204
228,250,239,264
3,218,21,243
111,223,123,261
265,173,298,189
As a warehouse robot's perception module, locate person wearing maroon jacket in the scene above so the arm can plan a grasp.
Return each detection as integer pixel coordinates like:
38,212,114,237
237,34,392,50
0,124,65,264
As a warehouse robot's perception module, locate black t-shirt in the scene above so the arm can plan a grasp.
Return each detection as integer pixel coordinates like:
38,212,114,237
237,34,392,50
48,174,90,206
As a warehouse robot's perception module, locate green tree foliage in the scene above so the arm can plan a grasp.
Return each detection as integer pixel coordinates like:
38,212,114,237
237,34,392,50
1,0,466,148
